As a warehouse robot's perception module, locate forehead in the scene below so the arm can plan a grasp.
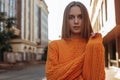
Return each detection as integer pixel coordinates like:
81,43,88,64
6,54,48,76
69,6,82,14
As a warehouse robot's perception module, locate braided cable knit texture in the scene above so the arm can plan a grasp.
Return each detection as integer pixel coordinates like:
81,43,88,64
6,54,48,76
46,33,105,80
83,33,105,80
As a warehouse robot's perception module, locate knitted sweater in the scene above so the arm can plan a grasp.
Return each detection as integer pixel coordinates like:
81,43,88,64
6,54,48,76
46,33,105,80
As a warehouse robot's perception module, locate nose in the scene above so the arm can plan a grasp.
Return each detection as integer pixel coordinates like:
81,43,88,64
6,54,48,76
74,17,79,24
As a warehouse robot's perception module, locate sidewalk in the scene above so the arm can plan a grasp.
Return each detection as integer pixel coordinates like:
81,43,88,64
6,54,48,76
105,67,120,80
0,61,46,73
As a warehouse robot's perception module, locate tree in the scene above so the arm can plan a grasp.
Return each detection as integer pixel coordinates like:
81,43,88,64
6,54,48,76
0,12,17,61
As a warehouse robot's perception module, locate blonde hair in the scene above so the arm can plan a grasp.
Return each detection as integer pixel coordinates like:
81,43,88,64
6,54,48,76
61,1,93,41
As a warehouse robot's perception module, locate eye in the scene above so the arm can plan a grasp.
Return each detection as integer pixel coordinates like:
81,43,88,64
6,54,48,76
69,15,74,19
78,14,82,19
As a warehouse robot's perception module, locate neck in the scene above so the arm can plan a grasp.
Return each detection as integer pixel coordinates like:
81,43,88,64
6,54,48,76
71,33,81,38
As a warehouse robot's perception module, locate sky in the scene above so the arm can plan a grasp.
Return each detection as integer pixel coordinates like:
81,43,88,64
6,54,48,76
44,0,89,40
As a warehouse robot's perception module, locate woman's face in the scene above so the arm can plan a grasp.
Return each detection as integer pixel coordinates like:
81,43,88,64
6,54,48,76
68,5,82,37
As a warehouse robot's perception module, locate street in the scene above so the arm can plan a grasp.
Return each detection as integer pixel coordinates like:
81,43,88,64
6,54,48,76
0,64,46,80
0,63,120,80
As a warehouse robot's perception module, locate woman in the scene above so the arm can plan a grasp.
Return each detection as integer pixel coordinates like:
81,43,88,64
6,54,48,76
46,1,105,80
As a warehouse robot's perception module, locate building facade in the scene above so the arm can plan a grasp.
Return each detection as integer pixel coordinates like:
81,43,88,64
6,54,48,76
0,0,48,62
89,0,120,68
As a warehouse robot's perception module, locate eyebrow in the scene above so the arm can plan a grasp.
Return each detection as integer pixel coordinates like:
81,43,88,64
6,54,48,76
68,14,82,17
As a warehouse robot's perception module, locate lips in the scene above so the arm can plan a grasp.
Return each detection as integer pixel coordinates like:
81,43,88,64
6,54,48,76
73,26,80,30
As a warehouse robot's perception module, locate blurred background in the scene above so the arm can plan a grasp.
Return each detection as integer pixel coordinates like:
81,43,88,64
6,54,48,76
0,0,120,80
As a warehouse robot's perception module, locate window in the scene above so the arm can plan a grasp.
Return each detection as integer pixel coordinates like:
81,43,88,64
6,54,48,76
8,0,16,17
34,5,39,41
21,0,25,39
27,0,31,40
90,0,92,6
0,0,5,12
101,2,104,27
0,0,5,30
105,0,108,21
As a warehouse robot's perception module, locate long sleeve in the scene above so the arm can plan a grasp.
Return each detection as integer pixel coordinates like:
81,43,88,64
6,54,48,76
46,41,85,80
83,33,105,80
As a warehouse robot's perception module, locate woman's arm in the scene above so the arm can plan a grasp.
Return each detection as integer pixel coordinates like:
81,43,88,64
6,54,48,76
83,33,105,80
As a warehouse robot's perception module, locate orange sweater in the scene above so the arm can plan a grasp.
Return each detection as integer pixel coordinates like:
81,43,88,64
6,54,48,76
46,33,105,80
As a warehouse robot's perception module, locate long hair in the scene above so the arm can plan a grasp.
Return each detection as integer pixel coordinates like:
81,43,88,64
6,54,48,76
61,1,93,41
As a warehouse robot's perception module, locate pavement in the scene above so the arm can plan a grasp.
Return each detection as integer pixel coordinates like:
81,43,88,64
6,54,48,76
0,61,46,73
0,62,120,80
105,67,120,80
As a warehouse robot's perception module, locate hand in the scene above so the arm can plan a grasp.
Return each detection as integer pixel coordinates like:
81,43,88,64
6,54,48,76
91,32,97,38
88,33,103,44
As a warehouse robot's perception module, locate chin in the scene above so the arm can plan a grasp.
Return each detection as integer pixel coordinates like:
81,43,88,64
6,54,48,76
73,31,81,33
72,32,81,34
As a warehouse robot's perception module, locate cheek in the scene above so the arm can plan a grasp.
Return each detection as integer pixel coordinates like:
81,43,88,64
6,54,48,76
79,20,83,27
68,21,73,29
68,20,73,26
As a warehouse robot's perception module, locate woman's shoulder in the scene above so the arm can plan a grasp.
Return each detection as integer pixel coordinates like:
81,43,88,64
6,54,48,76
90,33,102,39
48,39,63,46
90,33,102,38
88,33,103,44
49,39,63,43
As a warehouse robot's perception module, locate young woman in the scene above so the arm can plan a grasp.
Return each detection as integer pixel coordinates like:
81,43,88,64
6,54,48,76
46,1,105,80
